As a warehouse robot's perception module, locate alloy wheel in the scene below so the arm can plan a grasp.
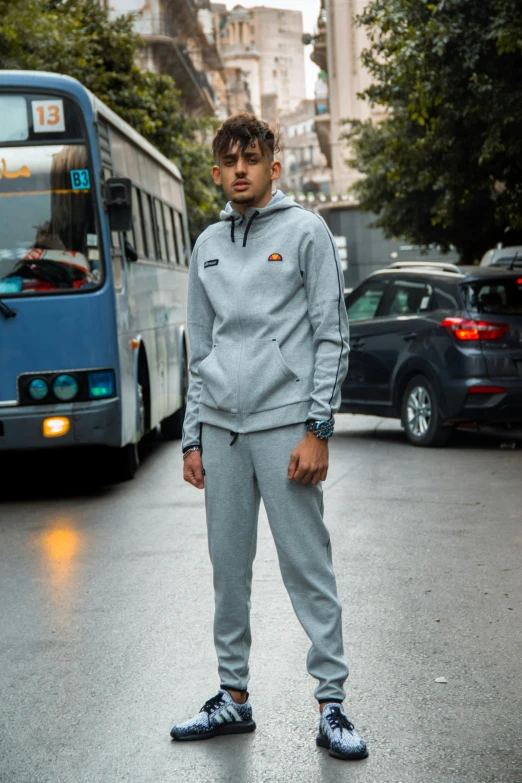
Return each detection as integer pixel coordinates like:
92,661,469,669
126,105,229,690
406,385,432,438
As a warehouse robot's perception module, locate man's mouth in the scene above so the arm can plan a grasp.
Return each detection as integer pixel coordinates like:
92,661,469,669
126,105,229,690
233,181,250,191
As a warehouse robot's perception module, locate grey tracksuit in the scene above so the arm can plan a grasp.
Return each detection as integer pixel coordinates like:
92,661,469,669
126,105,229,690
182,191,350,701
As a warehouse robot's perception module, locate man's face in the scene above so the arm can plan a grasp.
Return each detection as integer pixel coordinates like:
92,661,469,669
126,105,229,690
212,139,281,212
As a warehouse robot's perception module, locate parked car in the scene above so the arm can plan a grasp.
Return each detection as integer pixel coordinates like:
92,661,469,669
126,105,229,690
479,245,522,268
341,262,522,446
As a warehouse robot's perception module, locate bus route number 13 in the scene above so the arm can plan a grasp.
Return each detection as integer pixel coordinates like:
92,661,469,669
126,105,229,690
32,100,66,133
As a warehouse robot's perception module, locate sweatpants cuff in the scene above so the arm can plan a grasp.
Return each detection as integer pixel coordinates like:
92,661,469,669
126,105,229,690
318,698,344,704
220,684,248,693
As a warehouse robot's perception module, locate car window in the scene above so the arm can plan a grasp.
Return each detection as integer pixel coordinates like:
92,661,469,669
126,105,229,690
433,284,459,310
383,279,434,316
462,279,522,315
345,280,388,321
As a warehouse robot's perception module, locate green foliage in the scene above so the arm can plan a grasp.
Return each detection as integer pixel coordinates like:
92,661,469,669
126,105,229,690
347,0,522,262
0,0,220,240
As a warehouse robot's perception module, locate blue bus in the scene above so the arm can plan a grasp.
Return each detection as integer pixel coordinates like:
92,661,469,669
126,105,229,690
0,71,190,479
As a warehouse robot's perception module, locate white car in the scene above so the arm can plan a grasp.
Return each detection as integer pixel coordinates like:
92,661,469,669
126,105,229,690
479,245,522,268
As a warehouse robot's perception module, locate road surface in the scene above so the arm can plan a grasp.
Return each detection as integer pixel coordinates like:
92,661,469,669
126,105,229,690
1,416,521,783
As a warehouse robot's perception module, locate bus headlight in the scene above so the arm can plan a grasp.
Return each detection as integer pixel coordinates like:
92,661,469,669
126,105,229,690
53,374,79,401
88,370,115,399
28,378,49,401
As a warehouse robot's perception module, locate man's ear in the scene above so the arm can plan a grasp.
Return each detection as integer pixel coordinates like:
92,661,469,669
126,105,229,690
270,160,282,182
212,165,221,186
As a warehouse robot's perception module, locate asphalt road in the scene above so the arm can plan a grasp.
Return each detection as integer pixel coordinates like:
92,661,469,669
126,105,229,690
1,416,521,783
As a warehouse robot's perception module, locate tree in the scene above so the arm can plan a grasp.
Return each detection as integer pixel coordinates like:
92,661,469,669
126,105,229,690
0,0,220,240
346,0,522,262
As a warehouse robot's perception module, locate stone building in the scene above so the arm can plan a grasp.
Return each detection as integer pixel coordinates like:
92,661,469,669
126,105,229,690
279,99,331,196
104,0,228,118
309,0,385,194
217,4,307,123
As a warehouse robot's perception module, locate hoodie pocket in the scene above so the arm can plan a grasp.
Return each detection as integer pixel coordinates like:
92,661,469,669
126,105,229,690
241,340,303,414
199,343,241,412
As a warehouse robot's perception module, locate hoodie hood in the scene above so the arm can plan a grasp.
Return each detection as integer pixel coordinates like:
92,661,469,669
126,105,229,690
220,190,303,246
219,189,299,221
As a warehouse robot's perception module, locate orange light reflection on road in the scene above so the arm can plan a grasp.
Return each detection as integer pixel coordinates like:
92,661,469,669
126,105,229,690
39,521,82,589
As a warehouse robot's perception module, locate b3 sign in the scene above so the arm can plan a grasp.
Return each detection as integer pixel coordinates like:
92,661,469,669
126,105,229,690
32,100,65,133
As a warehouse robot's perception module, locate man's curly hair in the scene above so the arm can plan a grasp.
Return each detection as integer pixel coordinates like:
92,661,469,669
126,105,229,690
212,113,280,161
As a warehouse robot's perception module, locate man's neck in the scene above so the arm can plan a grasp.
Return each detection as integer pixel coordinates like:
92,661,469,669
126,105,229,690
232,189,274,215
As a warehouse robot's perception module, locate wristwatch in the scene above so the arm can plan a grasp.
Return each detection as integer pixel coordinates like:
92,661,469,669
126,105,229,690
306,419,334,440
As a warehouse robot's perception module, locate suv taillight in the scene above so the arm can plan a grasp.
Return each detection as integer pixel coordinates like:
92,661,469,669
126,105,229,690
440,317,509,341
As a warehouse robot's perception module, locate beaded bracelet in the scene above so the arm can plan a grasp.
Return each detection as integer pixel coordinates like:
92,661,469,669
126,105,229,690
182,445,202,460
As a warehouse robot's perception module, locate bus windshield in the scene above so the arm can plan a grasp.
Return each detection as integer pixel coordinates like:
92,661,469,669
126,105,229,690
0,144,102,296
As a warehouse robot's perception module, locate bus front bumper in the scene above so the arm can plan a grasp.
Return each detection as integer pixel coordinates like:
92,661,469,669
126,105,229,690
0,398,121,451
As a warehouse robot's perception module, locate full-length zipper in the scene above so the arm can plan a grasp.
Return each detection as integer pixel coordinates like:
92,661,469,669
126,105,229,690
234,256,246,421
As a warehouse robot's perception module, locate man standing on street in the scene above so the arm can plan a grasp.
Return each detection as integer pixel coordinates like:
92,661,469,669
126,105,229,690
170,114,368,761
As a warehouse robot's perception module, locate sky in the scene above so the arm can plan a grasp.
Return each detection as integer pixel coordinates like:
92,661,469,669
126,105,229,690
225,0,322,99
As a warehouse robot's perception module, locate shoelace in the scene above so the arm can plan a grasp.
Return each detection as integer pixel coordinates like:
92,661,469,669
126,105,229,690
325,706,355,733
200,693,226,715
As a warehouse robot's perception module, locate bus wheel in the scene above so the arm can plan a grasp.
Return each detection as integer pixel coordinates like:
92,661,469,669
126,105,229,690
161,353,187,441
111,442,139,482
108,382,144,481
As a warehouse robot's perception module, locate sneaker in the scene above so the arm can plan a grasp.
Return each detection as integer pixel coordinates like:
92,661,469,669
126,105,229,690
316,703,368,760
170,690,256,741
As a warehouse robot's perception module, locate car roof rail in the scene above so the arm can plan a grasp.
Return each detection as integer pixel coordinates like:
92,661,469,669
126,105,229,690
388,261,463,275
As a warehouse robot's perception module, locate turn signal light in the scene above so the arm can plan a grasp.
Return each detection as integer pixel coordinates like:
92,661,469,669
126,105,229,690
440,317,509,341
43,417,70,437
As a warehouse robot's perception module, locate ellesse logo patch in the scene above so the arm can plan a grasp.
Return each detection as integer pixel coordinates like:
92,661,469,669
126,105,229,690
268,253,283,262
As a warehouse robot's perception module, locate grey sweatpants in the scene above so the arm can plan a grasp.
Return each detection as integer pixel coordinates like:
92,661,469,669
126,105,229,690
201,422,349,702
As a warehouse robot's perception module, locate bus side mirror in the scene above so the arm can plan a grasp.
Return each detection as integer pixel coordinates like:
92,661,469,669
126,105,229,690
105,178,133,232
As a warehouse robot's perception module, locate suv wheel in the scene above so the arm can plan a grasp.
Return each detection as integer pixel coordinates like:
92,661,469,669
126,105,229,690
401,375,451,447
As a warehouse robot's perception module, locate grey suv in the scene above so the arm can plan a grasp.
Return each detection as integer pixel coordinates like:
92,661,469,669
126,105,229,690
341,262,522,446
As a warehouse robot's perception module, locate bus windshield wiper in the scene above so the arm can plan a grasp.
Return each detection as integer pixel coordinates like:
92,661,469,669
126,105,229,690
0,300,17,319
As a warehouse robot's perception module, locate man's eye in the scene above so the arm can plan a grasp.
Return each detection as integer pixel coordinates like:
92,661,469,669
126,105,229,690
224,160,234,166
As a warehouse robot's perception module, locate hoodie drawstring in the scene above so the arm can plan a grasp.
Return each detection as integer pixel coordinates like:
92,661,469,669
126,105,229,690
229,431,239,446
228,216,236,243
242,211,259,247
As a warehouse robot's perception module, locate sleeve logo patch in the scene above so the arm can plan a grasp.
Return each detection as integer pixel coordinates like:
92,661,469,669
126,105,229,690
268,253,283,262
204,258,219,268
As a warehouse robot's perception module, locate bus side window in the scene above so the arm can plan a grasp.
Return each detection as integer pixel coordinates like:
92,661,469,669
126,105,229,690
163,204,177,264
173,210,184,267
154,198,168,262
141,193,157,260
131,186,145,257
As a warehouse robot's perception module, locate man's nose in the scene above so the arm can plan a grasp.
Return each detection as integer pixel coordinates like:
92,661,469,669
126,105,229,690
234,158,247,177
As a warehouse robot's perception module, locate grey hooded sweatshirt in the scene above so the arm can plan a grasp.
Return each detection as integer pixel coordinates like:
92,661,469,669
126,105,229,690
181,190,349,450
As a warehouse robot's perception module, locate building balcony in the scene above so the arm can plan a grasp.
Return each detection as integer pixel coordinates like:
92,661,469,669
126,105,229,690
221,43,261,60
135,14,216,116
313,112,331,169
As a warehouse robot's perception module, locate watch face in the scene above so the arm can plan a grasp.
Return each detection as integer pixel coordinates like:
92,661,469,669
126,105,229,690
309,420,334,439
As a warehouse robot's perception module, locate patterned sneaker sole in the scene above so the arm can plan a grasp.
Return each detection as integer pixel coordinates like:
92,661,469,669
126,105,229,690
171,720,256,741
316,733,369,760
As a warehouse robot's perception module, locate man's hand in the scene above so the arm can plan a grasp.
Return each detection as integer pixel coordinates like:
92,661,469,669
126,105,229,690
288,432,329,485
183,450,205,489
